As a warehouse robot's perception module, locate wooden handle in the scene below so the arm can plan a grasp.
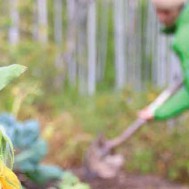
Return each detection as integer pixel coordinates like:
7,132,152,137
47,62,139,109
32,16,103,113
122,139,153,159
105,80,183,150
105,118,145,150
147,80,183,113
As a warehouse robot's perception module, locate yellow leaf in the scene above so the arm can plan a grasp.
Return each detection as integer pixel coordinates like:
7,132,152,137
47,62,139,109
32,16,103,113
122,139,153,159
0,163,21,189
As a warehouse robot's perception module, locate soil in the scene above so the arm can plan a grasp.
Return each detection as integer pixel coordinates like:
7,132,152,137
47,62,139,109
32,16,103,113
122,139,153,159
17,168,189,189
17,172,57,189
73,168,189,189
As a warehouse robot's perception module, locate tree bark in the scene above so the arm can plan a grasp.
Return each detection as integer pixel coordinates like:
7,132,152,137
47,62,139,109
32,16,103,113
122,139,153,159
54,0,63,45
9,0,20,45
66,0,77,86
37,0,48,44
114,0,126,90
87,0,96,95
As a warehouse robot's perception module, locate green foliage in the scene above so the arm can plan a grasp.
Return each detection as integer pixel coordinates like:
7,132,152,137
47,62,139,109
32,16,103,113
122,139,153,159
0,113,64,185
0,63,26,169
127,147,155,174
123,114,189,183
43,110,92,167
0,64,26,91
11,41,58,90
0,64,28,115
0,0,187,186
0,127,14,168
100,7,115,90
40,88,189,184
44,88,151,167
1,63,189,184
58,172,90,189
26,165,63,185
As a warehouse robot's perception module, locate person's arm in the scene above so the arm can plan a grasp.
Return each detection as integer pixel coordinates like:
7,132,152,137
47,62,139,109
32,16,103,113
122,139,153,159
138,80,182,121
139,25,189,121
153,25,189,120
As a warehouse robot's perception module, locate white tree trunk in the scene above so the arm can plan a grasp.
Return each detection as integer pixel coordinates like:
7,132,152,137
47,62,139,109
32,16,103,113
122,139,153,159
32,1,38,40
126,0,137,87
77,0,88,95
114,0,126,90
9,0,20,45
135,0,142,90
87,0,96,95
66,0,77,86
0,0,184,94
37,0,48,44
54,0,63,45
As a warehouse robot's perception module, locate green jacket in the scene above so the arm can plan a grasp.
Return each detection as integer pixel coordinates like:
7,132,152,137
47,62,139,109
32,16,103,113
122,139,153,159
173,3,189,90
154,3,189,120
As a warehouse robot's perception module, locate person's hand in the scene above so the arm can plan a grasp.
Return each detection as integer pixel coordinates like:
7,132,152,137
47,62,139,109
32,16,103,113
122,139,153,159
138,108,154,121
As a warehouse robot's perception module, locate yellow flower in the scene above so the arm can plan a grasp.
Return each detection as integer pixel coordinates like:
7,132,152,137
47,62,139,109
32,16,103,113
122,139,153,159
0,163,21,189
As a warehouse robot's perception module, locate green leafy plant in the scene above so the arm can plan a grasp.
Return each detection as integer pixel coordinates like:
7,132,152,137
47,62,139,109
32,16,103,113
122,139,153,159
0,64,26,91
0,113,92,188
0,64,26,189
58,172,90,189
0,64,90,188
0,113,64,186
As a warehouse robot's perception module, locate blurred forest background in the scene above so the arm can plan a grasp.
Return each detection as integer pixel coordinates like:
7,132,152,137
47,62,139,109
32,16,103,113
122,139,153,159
1,0,189,186
0,0,182,93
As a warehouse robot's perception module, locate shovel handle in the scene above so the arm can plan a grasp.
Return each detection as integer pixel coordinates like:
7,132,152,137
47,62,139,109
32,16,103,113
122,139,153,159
105,80,183,150
147,80,183,113
105,118,146,150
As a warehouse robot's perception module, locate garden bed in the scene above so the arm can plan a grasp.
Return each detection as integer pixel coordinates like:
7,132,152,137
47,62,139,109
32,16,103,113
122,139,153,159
73,168,189,189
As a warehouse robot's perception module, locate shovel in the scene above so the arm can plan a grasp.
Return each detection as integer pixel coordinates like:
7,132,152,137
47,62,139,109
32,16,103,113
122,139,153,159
84,80,182,179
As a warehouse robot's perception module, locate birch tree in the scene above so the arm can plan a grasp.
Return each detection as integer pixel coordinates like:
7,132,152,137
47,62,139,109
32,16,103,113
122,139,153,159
54,0,63,45
126,0,138,88
5,0,181,94
66,0,77,86
36,0,48,44
77,0,88,95
87,0,96,95
53,0,64,90
114,0,126,90
9,0,20,45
